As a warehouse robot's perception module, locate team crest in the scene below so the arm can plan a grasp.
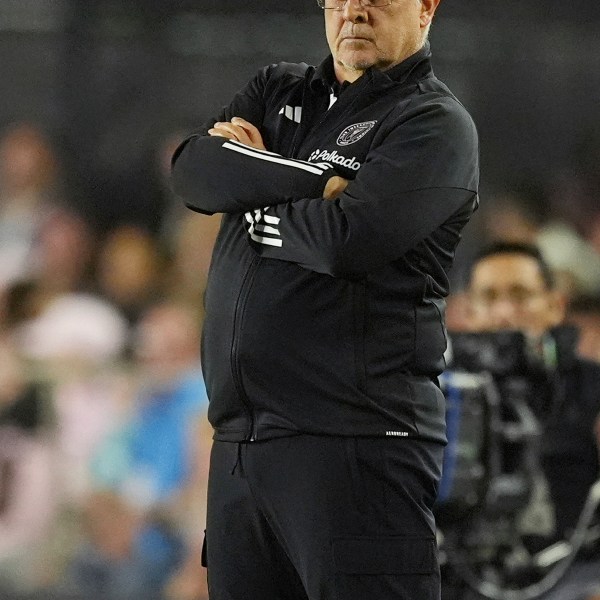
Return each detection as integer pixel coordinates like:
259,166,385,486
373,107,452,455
336,121,376,146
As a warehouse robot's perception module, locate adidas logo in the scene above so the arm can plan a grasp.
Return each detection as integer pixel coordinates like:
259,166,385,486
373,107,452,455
279,105,302,124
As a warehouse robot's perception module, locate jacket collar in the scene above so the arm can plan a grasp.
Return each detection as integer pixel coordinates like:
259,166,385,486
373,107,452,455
311,40,433,92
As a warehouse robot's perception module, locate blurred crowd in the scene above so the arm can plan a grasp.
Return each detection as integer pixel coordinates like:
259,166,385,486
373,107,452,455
0,122,221,600
0,118,599,600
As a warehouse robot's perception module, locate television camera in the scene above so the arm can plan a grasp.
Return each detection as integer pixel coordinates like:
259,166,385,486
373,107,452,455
436,330,600,600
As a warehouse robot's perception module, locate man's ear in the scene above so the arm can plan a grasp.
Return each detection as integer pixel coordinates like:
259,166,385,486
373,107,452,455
420,0,441,28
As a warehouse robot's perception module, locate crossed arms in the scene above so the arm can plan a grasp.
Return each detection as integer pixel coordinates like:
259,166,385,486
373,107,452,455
170,78,478,277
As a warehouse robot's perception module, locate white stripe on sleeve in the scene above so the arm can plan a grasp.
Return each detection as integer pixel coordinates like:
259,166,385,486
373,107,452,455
222,141,331,176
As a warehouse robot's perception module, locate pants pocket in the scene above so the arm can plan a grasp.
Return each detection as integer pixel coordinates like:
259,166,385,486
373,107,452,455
332,536,439,600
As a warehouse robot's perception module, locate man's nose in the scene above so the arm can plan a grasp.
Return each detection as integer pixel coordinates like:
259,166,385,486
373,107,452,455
489,299,519,328
341,0,368,22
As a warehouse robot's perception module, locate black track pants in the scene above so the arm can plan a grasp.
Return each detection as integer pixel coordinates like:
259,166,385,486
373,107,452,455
204,435,443,600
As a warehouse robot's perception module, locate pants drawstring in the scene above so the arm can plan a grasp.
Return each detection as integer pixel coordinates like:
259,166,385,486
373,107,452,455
231,442,244,476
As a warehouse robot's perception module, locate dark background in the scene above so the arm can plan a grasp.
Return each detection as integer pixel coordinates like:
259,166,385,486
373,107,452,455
1,0,599,230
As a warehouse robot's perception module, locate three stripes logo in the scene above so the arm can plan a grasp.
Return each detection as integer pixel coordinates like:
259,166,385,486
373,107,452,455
221,139,335,248
279,105,302,124
244,208,282,247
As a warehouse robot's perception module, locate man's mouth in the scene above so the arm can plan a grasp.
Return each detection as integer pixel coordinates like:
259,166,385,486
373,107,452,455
341,36,371,42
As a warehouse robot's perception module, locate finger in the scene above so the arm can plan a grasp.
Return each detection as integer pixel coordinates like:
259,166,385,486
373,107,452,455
231,117,265,150
214,122,254,146
231,117,260,137
231,117,257,132
208,128,238,141
212,122,245,138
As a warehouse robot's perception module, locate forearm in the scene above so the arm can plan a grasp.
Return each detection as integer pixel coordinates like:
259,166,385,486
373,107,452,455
171,136,335,215
249,187,477,277
248,99,479,276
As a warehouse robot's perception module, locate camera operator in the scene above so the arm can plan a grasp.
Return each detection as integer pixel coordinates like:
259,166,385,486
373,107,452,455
459,241,600,600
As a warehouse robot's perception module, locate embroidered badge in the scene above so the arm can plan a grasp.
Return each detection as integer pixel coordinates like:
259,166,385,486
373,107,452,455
336,121,376,146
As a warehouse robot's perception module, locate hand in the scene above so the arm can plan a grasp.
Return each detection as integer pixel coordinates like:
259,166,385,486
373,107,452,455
208,117,266,151
323,175,349,201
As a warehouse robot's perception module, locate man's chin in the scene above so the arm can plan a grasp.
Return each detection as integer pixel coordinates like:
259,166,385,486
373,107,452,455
338,55,376,73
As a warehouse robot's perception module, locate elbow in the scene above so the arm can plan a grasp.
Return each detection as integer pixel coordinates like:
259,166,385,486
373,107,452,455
169,165,188,203
170,145,196,202
171,176,217,216
170,175,214,216
170,148,217,215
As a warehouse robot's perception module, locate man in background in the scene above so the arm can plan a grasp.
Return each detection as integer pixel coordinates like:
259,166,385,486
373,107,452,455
461,242,600,600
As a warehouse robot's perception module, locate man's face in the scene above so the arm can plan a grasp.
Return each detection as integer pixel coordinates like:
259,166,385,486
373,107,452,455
325,0,437,82
468,253,565,338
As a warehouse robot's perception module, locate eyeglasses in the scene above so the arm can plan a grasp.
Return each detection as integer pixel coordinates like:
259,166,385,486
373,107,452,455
316,0,393,10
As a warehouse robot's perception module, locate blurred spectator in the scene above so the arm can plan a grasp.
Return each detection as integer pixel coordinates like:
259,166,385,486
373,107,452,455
163,212,221,315
0,204,97,350
0,338,58,596
17,292,128,371
15,291,130,506
0,256,133,596
0,205,98,348
0,123,60,290
467,242,566,338
96,225,167,328
454,242,600,600
28,207,97,301
61,301,210,600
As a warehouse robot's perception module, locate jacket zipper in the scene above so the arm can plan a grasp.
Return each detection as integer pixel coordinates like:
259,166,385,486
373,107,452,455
230,256,261,441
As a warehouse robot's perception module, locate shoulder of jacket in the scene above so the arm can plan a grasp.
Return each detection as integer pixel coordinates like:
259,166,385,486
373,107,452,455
382,85,474,131
403,84,479,138
264,61,312,81
415,79,474,117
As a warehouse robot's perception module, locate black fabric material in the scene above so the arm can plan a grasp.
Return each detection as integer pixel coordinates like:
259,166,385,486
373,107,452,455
171,42,479,444
205,435,443,600
332,536,436,574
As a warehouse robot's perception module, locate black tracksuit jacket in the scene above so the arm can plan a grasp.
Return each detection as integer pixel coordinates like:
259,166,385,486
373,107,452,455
171,42,480,444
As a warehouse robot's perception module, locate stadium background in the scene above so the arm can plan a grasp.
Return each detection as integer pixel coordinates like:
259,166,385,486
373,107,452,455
2,0,600,231
1,2,600,600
